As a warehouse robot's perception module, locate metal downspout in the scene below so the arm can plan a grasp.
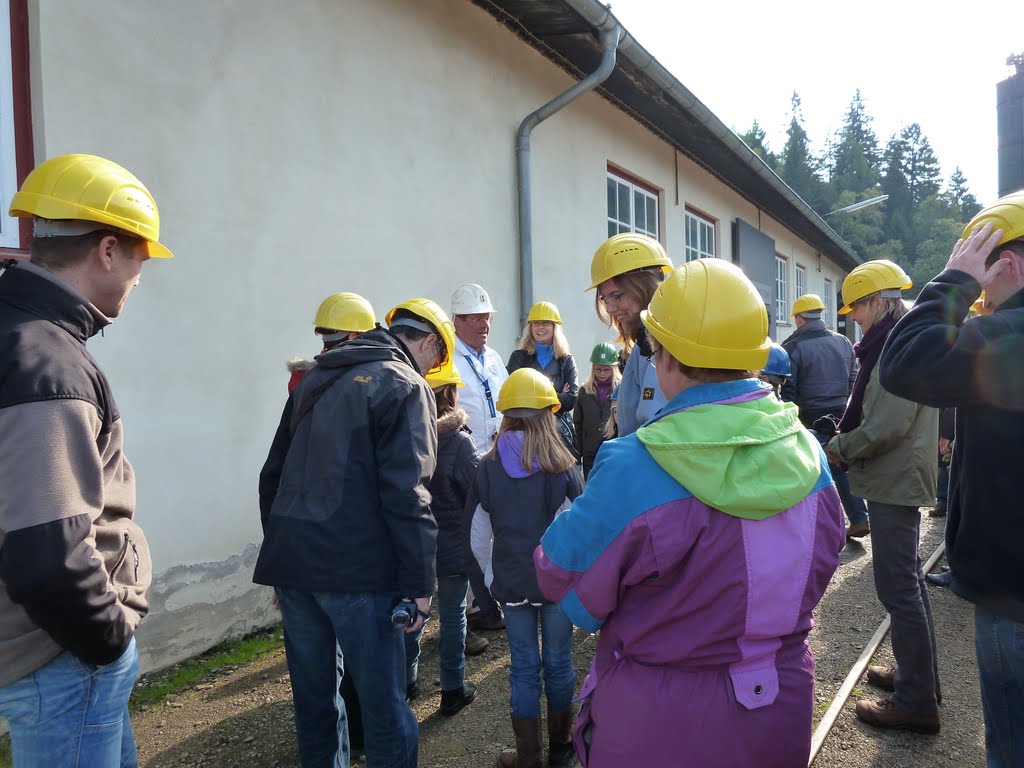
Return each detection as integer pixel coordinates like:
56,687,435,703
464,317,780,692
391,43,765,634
516,24,622,328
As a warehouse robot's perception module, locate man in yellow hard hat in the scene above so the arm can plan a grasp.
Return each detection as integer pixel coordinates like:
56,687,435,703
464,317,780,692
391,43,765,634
536,259,844,767
880,194,1024,765
0,154,172,766
287,292,377,394
256,298,454,768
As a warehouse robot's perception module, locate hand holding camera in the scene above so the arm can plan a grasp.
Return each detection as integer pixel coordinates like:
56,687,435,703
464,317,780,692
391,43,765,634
391,597,432,633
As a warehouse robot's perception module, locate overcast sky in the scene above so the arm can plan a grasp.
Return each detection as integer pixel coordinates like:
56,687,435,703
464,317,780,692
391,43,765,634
608,0,1023,204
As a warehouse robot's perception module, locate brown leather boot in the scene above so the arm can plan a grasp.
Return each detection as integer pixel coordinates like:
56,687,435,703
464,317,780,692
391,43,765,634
497,717,543,768
547,708,575,767
867,665,942,704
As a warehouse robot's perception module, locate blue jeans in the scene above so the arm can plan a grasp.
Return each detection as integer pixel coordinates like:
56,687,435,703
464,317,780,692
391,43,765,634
936,461,950,507
0,637,139,768
504,603,575,718
275,588,418,768
405,575,468,692
975,605,1024,767
833,467,869,526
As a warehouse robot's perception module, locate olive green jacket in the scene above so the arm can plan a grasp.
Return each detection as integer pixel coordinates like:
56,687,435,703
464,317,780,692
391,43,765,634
826,365,938,507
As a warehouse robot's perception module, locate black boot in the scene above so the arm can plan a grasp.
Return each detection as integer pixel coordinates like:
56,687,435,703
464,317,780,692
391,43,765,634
440,682,477,716
547,708,575,766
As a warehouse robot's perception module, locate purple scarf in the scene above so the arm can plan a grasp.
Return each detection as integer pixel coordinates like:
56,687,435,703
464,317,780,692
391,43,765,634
837,312,898,433
595,379,613,405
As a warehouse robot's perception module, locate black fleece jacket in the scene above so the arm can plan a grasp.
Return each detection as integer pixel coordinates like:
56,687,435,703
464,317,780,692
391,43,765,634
880,269,1024,621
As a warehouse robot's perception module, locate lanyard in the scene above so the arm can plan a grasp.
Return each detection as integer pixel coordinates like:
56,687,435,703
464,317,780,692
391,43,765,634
463,354,496,419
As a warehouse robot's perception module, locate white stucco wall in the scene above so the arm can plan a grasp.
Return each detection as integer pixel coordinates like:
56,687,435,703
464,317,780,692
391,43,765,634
25,0,852,670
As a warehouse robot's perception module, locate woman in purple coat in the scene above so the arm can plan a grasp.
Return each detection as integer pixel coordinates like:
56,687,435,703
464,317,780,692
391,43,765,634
535,260,845,767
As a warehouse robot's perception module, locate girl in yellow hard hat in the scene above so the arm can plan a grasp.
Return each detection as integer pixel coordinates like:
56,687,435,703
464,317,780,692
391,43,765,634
469,368,583,768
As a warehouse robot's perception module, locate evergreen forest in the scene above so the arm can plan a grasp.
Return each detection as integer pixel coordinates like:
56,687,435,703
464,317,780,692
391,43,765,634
741,90,983,292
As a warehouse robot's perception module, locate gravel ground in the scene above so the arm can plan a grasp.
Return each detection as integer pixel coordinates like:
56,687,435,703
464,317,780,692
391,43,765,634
134,512,986,767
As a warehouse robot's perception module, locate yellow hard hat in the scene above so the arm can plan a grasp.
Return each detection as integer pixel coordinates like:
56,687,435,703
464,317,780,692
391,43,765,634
588,232,673,291
385,298,456,375
640,260,771,370
313,292,376,332
792,294,826,317
425,362,464,389
527,301,562,324
961,191,1024,246
838,260,912,314
9,153,173,259
496,368,560,414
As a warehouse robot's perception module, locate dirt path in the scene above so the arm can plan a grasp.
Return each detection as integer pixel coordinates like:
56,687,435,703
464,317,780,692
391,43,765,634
134,514,985,767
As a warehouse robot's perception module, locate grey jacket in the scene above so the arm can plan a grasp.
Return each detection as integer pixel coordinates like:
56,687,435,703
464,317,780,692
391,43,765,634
826,366,938,507
781,319,858,423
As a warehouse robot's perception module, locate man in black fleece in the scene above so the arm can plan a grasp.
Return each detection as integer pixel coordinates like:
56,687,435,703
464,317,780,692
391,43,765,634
880,194,1024,767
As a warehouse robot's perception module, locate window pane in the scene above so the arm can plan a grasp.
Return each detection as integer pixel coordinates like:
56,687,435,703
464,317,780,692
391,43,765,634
646,197,657,236
607,177,617,219
609,221,618,238
619,184,631,224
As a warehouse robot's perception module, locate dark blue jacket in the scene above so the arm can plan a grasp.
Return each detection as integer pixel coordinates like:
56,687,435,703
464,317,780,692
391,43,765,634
781,319,857,424
431,409,479,577
880,269,1024,622
255,328,438,598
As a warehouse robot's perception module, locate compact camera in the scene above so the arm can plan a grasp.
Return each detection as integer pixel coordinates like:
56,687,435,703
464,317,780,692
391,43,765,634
391,598,420,629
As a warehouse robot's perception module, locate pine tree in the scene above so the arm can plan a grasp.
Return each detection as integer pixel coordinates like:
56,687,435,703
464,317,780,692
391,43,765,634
740,120,778,171
779,93,825,211
900,123,942,206
880,134,913,245
944,167,982,219
831,90,881,196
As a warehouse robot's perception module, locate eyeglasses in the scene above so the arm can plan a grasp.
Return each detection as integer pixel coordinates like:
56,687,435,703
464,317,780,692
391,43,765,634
456,314,490,324
598,290,627,307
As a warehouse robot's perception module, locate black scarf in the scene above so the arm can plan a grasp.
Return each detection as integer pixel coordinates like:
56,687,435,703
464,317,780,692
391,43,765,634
837,312,898,433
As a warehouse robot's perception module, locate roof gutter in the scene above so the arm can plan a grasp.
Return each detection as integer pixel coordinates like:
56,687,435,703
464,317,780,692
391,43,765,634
517,23,623,328
559,0,859,269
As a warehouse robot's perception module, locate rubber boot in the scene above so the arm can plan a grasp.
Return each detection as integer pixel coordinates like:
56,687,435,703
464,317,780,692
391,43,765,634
497,717,543,768
547,708,575,767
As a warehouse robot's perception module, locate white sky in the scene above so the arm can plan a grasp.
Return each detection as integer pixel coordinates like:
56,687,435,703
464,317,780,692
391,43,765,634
607,0,1023,205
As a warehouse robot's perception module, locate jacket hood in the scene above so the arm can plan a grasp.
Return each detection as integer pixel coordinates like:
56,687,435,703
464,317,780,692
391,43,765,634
315,327,419,372
497,430,539,479
438,408,468,436
637,380,822,520
286,357,316,373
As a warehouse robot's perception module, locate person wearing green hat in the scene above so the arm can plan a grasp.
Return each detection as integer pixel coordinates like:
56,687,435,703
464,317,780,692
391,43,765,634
573,342,622,479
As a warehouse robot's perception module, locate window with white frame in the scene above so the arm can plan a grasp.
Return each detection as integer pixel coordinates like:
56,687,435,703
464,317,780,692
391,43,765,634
795,264,807,302
607,171,658,239
775,255,789,323
684,208,716,262
0,0,19,249
823,278,835,328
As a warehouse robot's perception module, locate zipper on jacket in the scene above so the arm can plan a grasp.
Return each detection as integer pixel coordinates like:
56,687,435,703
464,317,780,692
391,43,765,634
110,532,130,581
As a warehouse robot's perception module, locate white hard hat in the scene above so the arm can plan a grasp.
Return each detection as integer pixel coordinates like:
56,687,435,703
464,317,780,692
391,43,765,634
450,283,496,315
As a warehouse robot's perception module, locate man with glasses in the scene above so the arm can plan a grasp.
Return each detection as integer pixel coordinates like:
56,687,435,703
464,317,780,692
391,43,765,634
256,299,454,768
450,283,508,634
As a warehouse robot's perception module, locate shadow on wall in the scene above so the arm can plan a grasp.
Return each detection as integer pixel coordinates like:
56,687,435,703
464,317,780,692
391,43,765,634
136,542,277,674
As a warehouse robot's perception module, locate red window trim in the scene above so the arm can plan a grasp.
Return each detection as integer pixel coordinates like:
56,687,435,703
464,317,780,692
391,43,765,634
607,164,660,197
0,0,33,257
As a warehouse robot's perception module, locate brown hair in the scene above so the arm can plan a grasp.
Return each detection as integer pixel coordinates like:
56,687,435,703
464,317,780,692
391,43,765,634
433,383,458,419
489,410,576,474
30,229,140,271
594,269,662,354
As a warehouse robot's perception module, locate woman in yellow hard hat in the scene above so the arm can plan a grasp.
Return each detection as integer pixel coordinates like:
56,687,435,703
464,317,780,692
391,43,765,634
587,233,673,436
537,259,844,767
826,259,941,734
469,368,583,768
507,301,580,460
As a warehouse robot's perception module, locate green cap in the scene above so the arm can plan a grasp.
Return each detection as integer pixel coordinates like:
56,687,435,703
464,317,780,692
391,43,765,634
590,342,619,366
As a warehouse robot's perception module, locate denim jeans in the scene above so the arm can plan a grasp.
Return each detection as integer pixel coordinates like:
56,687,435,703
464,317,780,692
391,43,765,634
276,588,417,768
833,467,869,526
504,603,575,718
974,605,1024,767
867,501,939,713
936,461,950,507
0,637,139,768
406,576,469,692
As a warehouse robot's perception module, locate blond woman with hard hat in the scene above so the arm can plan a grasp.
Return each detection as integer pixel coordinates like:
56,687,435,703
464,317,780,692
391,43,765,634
0,153,172,767
468,368,583,768
508,301,580,460
587,232,673,435
287,292,377,393
256,297,454,767
536,259,845,768
879,195,1024,766
825,259,941,735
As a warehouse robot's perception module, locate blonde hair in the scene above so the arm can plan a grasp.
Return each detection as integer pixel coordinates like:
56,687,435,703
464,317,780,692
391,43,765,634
489,410,576,474
581,361,622,396
603,400,618,440
518,322,571,359
593,269,662,355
